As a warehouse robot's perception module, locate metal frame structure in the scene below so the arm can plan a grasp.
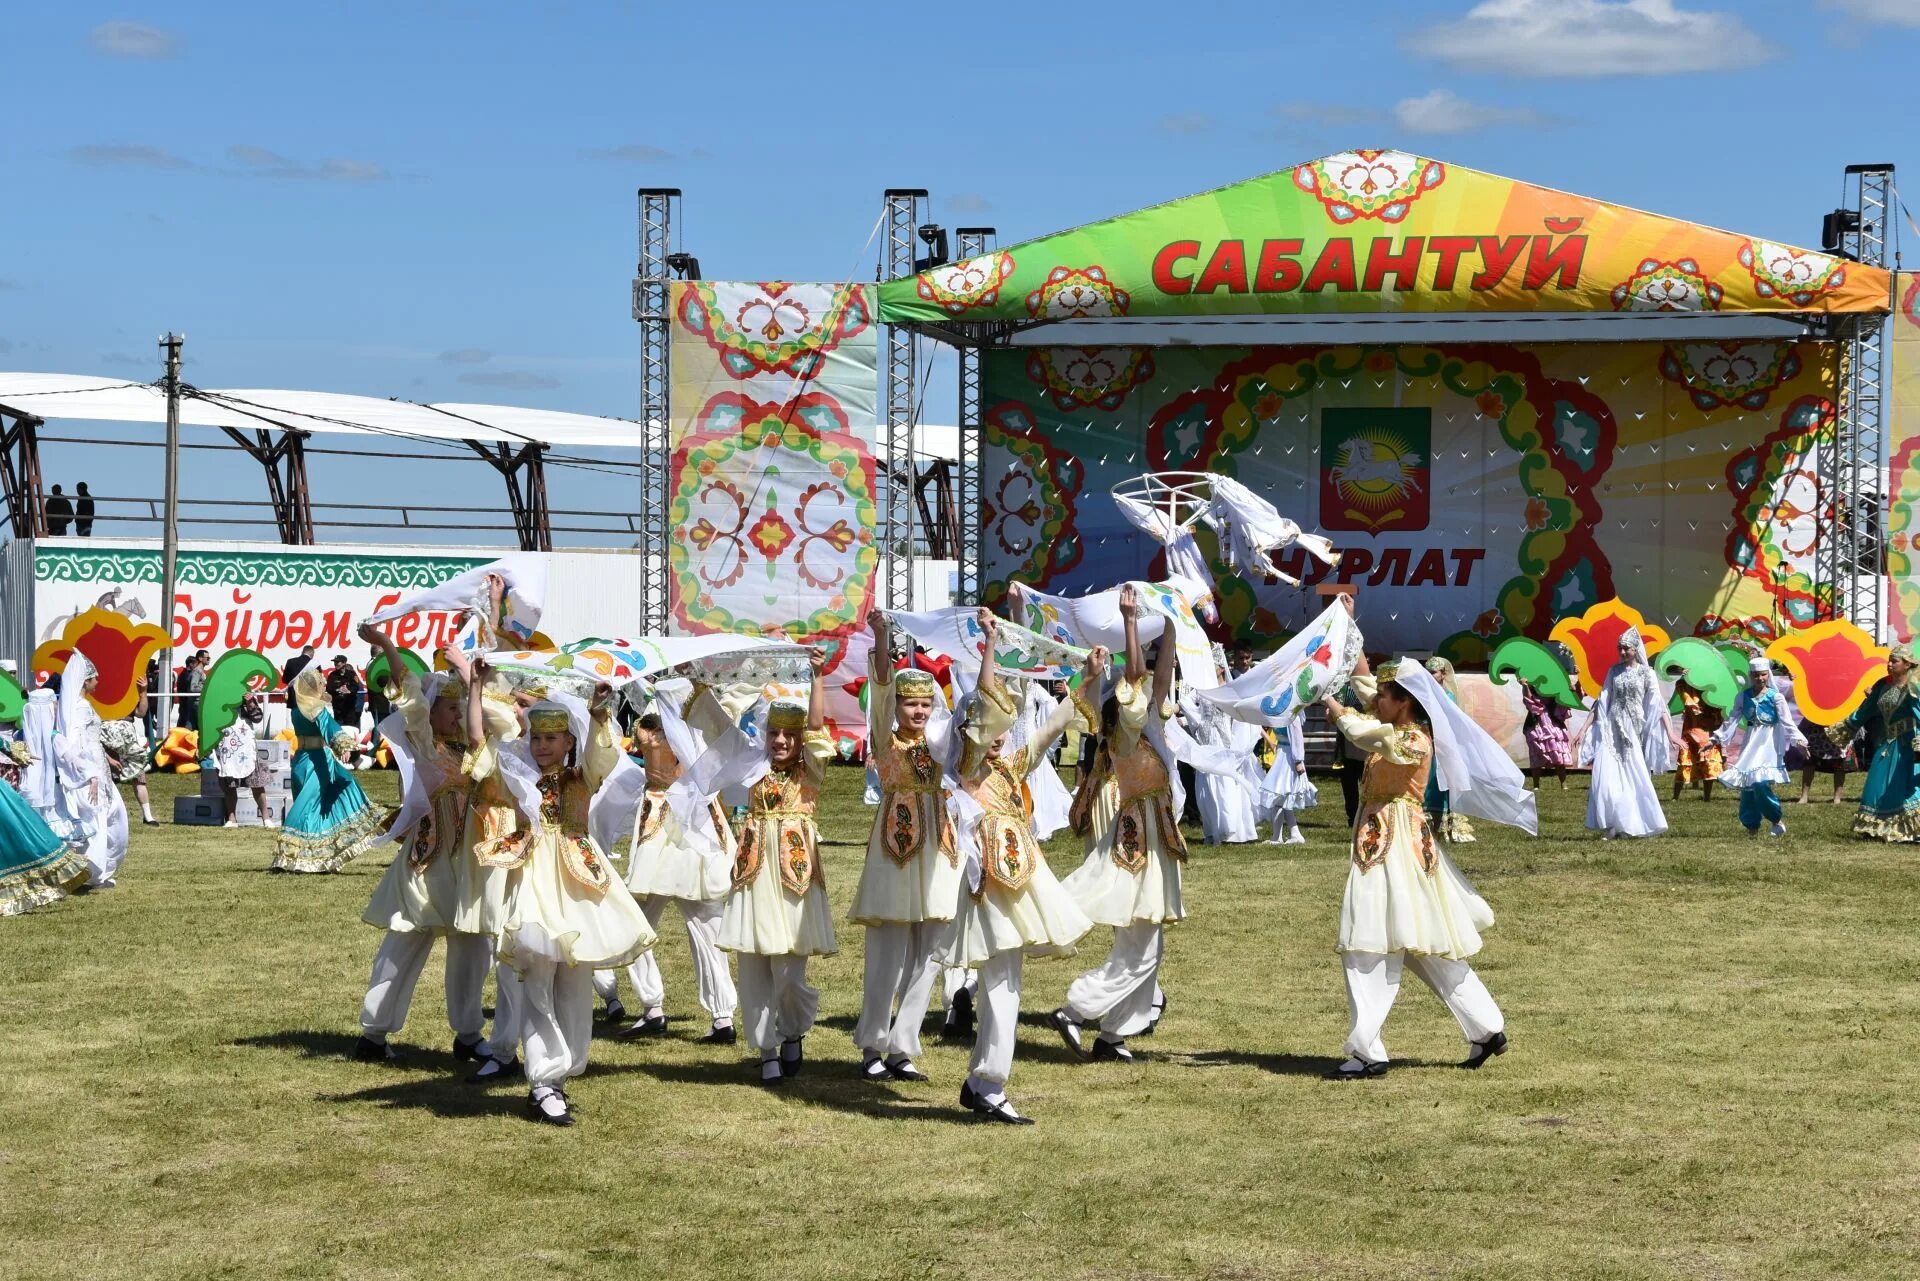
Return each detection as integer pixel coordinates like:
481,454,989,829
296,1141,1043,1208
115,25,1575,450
880,189,928,609
0,409,47,538
214,426,316,544
1818,163,1895,639
633,187,680,632
466,441,552,552
952,226,995,605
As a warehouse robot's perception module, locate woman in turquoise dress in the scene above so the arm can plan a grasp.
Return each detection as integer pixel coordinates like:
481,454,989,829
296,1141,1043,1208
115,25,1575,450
272,667,385,873
1833,643,1920,842
0,731,89,915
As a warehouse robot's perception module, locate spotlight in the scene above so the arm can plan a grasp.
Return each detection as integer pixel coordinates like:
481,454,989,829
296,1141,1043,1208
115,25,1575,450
665,252,701,279
914,224,949,272
1820,209,1860,258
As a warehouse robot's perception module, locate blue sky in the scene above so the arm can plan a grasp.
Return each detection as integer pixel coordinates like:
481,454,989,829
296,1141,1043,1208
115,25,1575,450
3,0,1917,544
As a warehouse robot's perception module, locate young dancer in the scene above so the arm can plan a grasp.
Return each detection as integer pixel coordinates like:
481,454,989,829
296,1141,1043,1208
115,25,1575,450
948,615,1100,1123
1575,629,1675,839
851,611,961,1083
1262,716,1315,845
486,680,657,1125
354,626,521,1070
1672,678,1725,802
1317,648,1530,1079
1521,684,1571,791
706,649,837,1085
273,665,384,872
1715,658,1805,838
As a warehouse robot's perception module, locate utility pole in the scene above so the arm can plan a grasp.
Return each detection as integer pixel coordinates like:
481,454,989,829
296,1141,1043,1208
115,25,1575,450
157,333,182,731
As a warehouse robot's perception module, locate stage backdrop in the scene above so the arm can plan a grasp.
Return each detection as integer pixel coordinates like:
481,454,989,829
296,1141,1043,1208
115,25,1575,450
666,281,880,741
983,338,1841,659
1887,272,1920,641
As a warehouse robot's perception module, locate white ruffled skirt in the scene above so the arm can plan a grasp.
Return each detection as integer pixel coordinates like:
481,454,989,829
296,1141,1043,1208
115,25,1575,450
943,856,1094,967
1337,800,1493,959
498,834,655,972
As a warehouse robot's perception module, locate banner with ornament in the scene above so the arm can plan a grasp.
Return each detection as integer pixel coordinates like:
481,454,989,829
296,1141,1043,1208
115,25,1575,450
878,152,1890,323
1887,273,1920,642
971,335,1845,659
666,281,880,743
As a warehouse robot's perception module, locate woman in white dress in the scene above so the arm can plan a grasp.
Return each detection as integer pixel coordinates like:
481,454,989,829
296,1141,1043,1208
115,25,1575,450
1180,672,1261,845
1575,628,1676,839
51,656,129,888
1262,719,1316,845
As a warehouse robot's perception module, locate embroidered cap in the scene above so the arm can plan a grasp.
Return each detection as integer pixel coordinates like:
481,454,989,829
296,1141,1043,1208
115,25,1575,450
1375,658,1404,682
766,700,808,731
1748,655,1773,673
894,668,938,698
527,701,572,734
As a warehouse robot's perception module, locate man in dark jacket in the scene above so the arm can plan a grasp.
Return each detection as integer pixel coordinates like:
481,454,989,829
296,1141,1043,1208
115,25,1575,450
326,656,364,727
281,645,315,688
75,482,96,536
44,485,72,536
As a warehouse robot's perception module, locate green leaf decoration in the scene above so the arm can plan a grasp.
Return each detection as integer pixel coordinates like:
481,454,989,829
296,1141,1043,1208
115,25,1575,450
0,667,25,725
1714,643,1756,694
1488,636,1583,709
367,648,428,696
1658,638,1740,713
200,649,278,748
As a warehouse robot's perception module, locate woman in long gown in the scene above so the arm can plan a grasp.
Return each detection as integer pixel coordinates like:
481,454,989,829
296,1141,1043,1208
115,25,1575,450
51,655,129,888
1522,685,1572,790
1832,644,1920,842
1575,628,1675,839
1261,718,1316,845
272,666,385,873
1180,675,1261,845
0,700,89,916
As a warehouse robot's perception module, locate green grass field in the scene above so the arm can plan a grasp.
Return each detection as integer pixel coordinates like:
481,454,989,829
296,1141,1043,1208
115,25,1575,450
4,766,1918,1281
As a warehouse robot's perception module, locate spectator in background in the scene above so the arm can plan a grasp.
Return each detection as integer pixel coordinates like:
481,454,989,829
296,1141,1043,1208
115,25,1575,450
142,659,161,743
326,655,364,730
365,667,393,758
74,483,95,536
281,644,315,688
177,654,205,734
44,486,72,536
215,694,273,828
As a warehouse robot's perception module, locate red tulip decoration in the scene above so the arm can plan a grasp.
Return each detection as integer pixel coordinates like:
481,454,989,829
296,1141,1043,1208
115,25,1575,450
1765,620,1888,727
1547,600,1672,699
30,606,171,719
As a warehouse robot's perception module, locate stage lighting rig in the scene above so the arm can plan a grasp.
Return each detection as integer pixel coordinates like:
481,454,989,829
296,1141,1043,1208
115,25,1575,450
665,252,702,279
914,224,950,272
1821,208,1861,260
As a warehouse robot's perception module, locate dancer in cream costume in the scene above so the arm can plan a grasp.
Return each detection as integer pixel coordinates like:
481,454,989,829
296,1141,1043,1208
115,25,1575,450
1317,644,1532,1079
592,680,742,1043
485,678,656,1126
850,611,961,1083
947,612,1099,1123
353,626,523,1072
708,650,838,1086
1051,585,1186,1063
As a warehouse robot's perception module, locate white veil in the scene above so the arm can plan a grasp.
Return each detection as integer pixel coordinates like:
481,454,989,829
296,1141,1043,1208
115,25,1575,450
19,688,58,809
1389,658,1537,835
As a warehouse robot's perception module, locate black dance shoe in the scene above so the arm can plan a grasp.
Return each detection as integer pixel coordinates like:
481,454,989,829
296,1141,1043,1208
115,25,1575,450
1462,1031,1509,1070
352,1036,400,1063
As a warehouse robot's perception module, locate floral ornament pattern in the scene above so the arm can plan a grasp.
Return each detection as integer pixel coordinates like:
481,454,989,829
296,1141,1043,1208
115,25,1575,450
1723,394,1837,630
1024,346,1155,411
669,392,877,646
1740,241,1846,308
1764,620,1888,726
30,606,172,719
1547,599,1672,699
1025,265,1131,319
676,282,871,379
915,252,1016,316
1658,341,1801,411
981,401,1083,591
1610,258,1724,312
1292,149,1445,224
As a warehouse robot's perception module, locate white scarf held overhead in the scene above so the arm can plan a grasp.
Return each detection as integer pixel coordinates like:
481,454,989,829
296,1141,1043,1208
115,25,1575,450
366,553,546,652
1016,578,1220,691
887,606,1089,681
1195,599,1363,726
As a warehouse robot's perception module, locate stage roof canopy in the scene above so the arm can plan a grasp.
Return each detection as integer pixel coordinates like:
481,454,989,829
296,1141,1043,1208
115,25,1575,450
0,375,646,448
877,150,1893,331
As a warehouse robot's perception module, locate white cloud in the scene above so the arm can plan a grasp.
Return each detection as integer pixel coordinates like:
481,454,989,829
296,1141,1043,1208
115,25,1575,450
72,143,195,170
1408,0,1776,76
1819,0,1920,25
439,348,492,364
227,145,389,181
1159,111,1213,136
89,21,178,59
1393,89,1549,134
458,370,560,391
947,192,993,214
586,143,675,163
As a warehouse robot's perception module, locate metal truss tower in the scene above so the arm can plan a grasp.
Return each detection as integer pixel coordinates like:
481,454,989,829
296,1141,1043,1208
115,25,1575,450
881,189,928,610
1820,164,1894,638
633,188,679,634
953,226,996,606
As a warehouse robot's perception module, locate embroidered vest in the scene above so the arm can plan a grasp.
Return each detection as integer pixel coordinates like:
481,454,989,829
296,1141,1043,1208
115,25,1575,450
1109,743,1185,873
875,734,956,868
733,766,823,896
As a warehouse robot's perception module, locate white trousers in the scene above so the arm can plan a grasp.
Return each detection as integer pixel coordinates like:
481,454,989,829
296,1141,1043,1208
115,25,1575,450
359,929,494,1044
519,960,595,1088
491,962,523,1060
965,950,1023,1099
854,920,944,1059
591,896,736,1022
1341,950,1503,1064
944,965,977,1007
1064,922,1163,1039
736,954,818,1054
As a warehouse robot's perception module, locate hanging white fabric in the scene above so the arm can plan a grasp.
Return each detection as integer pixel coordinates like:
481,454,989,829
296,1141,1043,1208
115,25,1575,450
1389,659,1538,835
1200,473,1337,585
1194,599,1364,725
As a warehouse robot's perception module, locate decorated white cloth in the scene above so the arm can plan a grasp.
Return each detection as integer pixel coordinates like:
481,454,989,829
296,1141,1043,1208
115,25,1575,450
1016,578,1220,691
1112,492,1217,623
1391,660,1538,836
365,553,545,652
1200,473,1337,585
888,606,1089,682
1195,599,1364,726
485,635,807,701
1580,637,1674,839
52,655,128,887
